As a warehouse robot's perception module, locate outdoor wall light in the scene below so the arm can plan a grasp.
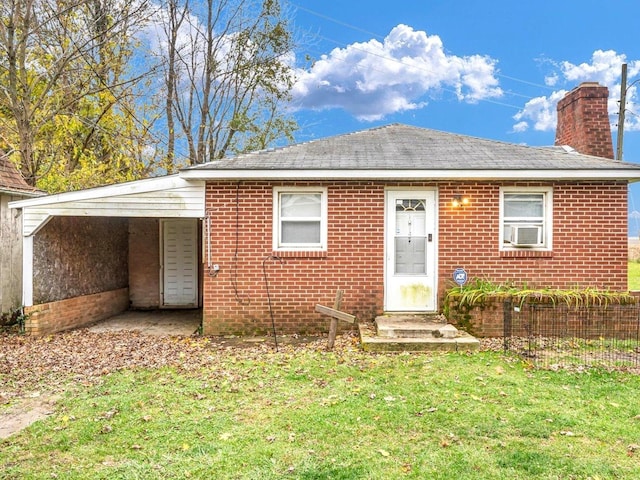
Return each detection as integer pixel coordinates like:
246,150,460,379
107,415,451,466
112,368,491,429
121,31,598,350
452,194,470,208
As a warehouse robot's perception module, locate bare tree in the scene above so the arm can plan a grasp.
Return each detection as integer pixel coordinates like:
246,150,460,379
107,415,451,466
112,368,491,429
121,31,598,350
0,0,298,189
159,0,296,165
158,0,188,173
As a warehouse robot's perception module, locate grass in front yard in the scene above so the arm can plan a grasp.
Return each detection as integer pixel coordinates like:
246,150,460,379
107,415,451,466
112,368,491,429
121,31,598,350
629,261,640,290
3,347,640,479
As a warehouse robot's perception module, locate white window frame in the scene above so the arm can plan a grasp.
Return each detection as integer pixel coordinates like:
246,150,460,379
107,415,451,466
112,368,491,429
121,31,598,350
499,187,553,251
273,186,328,251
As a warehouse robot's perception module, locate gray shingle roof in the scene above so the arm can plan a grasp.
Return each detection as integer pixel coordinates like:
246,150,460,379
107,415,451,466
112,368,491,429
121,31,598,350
183,124,640,174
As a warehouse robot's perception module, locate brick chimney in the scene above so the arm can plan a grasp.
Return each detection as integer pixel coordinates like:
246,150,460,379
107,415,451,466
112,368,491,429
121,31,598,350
555,82,614,159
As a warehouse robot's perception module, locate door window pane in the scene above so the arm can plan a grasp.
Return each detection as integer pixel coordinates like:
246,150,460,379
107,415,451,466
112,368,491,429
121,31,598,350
394,197,427,275
395,237,426,274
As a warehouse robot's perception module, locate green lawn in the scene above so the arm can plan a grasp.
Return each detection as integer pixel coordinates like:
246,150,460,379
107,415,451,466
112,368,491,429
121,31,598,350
2,346,640,479
630,261,640,290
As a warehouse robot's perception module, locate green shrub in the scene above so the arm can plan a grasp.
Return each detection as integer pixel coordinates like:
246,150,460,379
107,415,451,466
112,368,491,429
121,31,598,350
0,306,29,332
443,280,637,335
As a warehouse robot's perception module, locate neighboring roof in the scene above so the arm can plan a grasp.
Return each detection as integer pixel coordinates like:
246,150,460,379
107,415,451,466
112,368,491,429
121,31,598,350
181,124,640,182
0,153,41,196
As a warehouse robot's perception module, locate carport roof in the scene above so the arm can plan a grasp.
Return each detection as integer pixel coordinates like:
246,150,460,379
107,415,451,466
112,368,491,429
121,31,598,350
180,124,640,181
10,175,205,237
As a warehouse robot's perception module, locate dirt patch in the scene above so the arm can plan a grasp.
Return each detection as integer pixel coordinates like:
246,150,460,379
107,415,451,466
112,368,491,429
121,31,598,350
0,393,60,439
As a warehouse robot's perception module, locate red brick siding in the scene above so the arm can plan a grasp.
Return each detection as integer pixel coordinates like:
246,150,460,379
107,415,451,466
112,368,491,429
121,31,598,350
555,83,614,159
128,218,160,308
438,181,628,297
444,296,506,338
24,287,129,335
203,181,385,335
203,180,628,335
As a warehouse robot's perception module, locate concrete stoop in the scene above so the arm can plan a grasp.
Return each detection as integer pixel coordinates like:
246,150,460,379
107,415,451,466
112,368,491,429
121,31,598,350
359,314,480,352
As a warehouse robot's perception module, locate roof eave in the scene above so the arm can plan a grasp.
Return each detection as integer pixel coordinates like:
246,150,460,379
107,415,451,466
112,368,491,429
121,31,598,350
9,175,203,209
179,169,640,182
0,187,43,197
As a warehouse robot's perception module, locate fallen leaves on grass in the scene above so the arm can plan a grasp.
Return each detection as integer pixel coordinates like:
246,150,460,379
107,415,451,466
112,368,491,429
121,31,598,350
0,329,524,408
0,329,360,402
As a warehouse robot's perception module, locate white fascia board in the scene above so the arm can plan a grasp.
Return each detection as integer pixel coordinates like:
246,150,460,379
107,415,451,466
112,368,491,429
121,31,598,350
179,168,640,182
9,175,204,209
0,188,43,197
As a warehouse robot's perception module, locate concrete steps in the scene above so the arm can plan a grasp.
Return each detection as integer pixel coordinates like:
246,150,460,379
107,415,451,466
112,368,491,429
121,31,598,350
359,314,480,352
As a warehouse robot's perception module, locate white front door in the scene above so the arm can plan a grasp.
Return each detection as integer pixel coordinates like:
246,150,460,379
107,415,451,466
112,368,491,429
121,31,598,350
385,190,437,312
161,219,198,308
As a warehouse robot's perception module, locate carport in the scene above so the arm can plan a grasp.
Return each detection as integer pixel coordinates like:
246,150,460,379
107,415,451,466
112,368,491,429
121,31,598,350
9,175,206,335
88,309,201,336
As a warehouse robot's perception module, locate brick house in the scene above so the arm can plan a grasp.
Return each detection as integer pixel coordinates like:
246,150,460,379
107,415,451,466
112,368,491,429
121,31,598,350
10,82,640,335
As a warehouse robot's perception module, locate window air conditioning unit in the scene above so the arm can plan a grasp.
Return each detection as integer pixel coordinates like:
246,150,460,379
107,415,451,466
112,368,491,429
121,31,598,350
509,225,542,247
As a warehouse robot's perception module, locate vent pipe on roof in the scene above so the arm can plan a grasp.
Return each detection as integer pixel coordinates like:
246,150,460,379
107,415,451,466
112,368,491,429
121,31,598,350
555,82,614,159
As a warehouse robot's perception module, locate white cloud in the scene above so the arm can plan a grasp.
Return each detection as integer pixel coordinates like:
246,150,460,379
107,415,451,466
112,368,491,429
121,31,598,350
512,90,567,132
514,50,640,133
544,72,558,87
557,50,640,86
512,121,529,133
291,24,503,121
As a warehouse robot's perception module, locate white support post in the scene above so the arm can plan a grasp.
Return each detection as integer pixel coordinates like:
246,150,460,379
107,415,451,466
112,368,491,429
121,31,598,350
22,235,33,307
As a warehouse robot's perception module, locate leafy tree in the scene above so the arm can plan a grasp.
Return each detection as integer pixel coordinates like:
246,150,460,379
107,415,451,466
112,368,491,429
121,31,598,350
0,0,159,191
0,0,298,191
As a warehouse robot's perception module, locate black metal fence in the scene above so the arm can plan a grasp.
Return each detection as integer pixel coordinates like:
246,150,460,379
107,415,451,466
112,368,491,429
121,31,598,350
503,299,640,369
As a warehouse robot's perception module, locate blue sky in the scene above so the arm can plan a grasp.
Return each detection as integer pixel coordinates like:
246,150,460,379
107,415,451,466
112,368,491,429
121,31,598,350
284,0,640,232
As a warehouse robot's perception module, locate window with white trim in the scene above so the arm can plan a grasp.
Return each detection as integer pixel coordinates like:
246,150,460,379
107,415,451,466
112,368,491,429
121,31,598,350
273,187,327,250
500,187,552,250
